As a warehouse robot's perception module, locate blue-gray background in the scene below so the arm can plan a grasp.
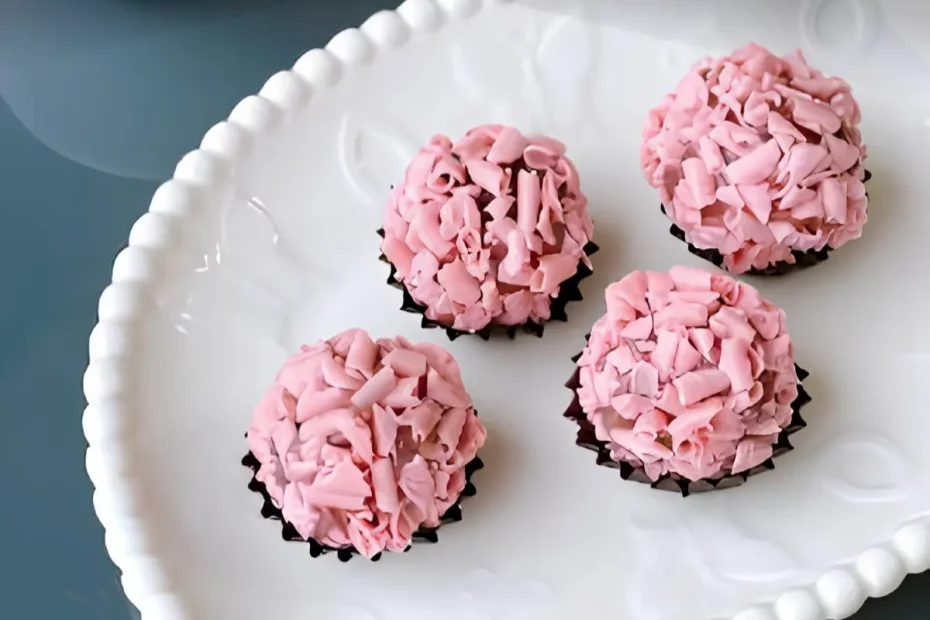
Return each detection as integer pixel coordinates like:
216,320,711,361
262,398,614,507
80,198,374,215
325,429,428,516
0,1,923,618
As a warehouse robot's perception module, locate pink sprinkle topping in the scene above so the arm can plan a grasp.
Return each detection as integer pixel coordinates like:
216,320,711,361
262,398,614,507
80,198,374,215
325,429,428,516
381,124,594,332
246,329,486,558
641,43,868,274
575,267,799,482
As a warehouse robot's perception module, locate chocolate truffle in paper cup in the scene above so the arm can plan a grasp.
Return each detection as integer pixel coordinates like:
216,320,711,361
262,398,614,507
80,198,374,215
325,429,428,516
564,267,811,495
379,124,597,340
243,329,486,561
641,43,869,275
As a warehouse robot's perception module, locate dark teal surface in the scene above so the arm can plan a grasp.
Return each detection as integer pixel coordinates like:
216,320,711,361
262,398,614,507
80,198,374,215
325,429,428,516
0,1,924,618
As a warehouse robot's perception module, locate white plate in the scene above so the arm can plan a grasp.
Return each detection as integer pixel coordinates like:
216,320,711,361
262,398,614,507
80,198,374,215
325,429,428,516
83,1,930,619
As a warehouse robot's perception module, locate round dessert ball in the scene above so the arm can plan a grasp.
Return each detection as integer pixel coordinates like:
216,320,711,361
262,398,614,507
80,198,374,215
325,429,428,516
380,124,596,338
641,43,868,275
244,329,487,560
565,267,810,494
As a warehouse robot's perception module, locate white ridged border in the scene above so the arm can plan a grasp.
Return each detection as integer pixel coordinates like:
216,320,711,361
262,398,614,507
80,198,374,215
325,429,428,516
82,0,930,618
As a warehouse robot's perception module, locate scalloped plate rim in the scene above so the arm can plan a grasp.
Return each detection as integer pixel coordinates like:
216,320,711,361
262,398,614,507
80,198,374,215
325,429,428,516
82,1,930,619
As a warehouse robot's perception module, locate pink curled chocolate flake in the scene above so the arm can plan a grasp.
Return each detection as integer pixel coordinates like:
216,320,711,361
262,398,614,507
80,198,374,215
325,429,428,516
243,329,486,560
564,267,810,495
380,124,597,339
641,43,869,275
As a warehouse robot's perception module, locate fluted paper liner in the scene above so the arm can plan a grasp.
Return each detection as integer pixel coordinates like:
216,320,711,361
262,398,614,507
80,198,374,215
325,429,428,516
662,170,871,276
563,339,811,496
242,451,484,562
378,229,598,341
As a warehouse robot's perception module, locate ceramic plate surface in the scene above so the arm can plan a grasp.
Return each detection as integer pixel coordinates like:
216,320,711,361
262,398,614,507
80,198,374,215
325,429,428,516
83,1,930,619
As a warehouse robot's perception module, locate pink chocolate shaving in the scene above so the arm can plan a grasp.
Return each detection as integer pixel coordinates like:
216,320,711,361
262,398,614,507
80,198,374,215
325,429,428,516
246,329,487,558
381,124,595,332
641,43,868,274
575,267,799,482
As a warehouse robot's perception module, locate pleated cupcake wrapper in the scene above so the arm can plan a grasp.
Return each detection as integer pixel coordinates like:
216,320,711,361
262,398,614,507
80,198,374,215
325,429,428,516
563,338,811,496
241,451,484,562
662,169,871,276
377,229,599,341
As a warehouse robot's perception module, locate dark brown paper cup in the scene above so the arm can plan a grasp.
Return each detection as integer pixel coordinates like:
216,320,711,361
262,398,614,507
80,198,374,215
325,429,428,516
660,169,871,276
242,450,483,562
563,347,811,497
378,229,598,341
